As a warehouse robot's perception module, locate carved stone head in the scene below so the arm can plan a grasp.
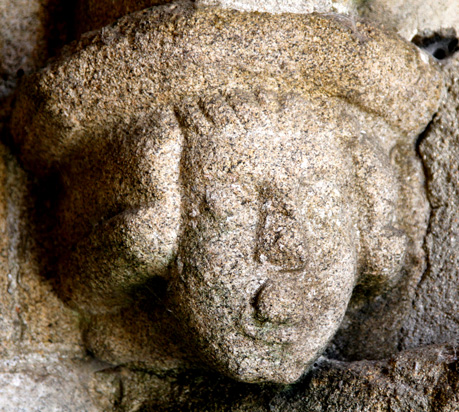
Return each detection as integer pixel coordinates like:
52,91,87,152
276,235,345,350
11,3,443,383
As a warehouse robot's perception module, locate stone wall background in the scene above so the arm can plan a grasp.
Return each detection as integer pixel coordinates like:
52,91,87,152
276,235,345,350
0,0,458,410
401,51,459,350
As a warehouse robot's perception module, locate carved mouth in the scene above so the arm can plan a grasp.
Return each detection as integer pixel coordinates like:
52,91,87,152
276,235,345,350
239,304,303,344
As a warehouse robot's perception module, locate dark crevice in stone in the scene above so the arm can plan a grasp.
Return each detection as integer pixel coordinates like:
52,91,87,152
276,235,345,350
45,0,80,55
415,118,434,155
412,29,459,60
413,117,436,293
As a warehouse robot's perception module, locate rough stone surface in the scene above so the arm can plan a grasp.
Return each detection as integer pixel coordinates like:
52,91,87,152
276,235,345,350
74,343,458,411
11,2,443,384
0,355,105,412
0,0,47,139
0,143,78,353
0,0,47,80
197,0,356,14
1,0,459,409
399,53,459,350
269,344,459,412
0,143,82,358
359,0,459,41
0,0,75,156
0,141,108,409
0,0,75,95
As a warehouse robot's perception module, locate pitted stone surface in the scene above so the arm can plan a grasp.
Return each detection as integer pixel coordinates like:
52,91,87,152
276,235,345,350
0,0,47,81
11,2,443,383
81,343,459,411
197,0,355,14
0,0,51,138
358,0,459,41
399,54,459,350
270,344,459,412
0,142,95,409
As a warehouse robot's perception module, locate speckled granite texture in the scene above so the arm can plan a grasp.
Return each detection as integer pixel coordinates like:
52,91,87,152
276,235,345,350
1,0,458,409
11,2,442,384
399,52,459,351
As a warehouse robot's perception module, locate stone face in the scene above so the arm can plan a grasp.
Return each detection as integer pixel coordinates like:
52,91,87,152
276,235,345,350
0,0,458,409
10,2,443,384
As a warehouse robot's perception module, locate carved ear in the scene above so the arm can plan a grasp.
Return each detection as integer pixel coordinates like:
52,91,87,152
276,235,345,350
53,110,183,313
351,132,428,295
59,205,180,314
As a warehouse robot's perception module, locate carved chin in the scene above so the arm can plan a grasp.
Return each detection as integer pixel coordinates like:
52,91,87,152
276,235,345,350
195,320,337,384
173,279,353,384
224,344,318,384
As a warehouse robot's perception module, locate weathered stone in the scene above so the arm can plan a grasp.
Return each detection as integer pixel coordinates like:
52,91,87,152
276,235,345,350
82,343,459,411
0,0,457,410
10,2,443,384
0,0,48,79
0,141,82,353
81,301,195,371
0,355,106,412
0,144,16,354
270,344,459,412
327,26,459,364
399,53,459,350
358,0,459,41
0,0,76,149
0,0,47,138
197,0,356,14
0,142,106,409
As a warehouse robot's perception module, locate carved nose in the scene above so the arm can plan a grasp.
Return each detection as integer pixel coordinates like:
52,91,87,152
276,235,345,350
254,279,304,325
